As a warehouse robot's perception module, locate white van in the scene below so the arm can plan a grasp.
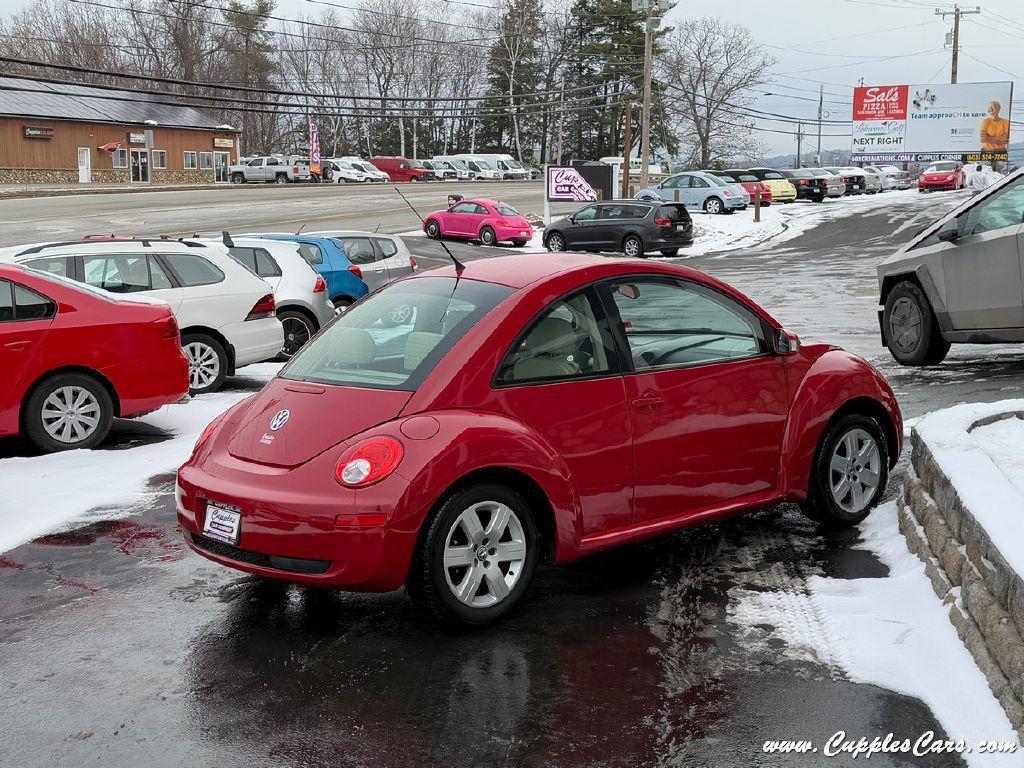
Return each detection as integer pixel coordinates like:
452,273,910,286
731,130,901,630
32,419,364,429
445,154,502,180
461,154,528,180
599,156,663,177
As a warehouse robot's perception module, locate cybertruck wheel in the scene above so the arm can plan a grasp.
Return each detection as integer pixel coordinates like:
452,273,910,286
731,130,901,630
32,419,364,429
408,483,539,626
883,281,949,366
802,414,889,529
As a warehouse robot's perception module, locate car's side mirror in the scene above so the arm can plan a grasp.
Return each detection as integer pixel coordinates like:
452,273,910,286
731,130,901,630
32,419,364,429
936,219,960,243
774,329,800,355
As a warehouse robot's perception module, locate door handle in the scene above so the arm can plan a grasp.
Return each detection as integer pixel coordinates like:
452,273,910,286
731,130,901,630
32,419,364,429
4,340,31,351
631,393,664,408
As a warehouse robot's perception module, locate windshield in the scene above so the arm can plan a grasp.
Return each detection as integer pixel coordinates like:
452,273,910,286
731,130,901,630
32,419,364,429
281,277,514,390
336,160,354,170
506,159,525,169
472,160,494,170
926,162,957,173
409,160,426,169
447,159,469,171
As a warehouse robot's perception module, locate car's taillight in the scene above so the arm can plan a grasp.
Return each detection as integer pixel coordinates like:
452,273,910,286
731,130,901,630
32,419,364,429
409,256,417,270
245,293,275,321
335,437,404,487
293,166,299,174
348,265,363,280
496,218,509,226
313,275,327,293
154,313,179,339
654,217,672,226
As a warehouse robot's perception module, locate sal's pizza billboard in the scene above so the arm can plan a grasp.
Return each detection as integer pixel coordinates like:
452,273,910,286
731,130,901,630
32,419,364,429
852,82,1013,163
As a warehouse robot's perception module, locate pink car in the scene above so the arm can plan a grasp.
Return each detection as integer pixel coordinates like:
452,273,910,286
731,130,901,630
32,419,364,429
424,198,533,247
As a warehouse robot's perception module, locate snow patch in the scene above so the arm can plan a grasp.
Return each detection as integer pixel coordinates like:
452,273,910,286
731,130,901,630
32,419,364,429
730,502,1021,764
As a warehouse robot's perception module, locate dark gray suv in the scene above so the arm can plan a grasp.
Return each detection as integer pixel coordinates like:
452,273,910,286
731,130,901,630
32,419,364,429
543,200,693,258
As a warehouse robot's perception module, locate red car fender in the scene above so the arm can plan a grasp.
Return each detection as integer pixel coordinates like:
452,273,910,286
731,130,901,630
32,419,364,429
359,409,584,564
777,347,902,503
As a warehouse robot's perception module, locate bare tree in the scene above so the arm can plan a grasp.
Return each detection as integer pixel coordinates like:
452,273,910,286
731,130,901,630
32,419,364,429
657,17,774,168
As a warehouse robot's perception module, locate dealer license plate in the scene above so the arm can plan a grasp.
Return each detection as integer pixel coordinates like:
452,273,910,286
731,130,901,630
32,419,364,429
203,502,241,545
676,224,687,231
852,184,861,190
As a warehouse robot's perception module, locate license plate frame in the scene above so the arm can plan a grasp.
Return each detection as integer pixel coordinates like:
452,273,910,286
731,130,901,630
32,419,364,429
203,501,242,545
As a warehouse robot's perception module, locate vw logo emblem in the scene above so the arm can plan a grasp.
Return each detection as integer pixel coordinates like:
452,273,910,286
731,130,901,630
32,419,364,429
269,409,290,431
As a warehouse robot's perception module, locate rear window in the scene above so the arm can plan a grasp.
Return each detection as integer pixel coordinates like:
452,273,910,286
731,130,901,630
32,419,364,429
760,171,784,180
494,203,522,217
734,173,758,182
655,205,688,222
281,277,513,391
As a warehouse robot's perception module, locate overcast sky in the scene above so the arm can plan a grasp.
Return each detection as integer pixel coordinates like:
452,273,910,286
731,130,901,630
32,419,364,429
1,0,1021,154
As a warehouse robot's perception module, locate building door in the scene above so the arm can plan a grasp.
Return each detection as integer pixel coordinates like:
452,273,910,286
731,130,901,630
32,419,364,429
214,152,230,183
130,149,150,183
77,147,91,184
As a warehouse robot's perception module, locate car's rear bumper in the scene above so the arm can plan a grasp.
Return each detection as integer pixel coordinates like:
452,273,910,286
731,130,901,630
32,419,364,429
495,225,534,242
113,350,190,418
224,317,285,368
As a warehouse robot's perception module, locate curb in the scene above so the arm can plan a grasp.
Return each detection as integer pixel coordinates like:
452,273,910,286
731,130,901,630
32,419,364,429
899,425,1024,738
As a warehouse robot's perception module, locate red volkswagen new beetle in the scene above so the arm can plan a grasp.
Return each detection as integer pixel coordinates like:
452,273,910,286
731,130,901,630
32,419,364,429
178,254,901,624
0,264,190,452
423,198,533,247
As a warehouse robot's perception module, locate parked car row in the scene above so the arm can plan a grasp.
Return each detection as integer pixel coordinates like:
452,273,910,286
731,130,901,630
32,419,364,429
231,153,538,184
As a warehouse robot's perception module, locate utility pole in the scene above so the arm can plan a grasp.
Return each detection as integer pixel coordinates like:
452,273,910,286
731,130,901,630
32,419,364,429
622,101,633,198
796,122,803,168
936,5,981,84
635,0,660,190
556,84,566,165
815,84,823,167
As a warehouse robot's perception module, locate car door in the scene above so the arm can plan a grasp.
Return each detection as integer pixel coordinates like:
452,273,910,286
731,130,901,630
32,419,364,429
940,175,1024,330
601,276,790,522
563,204,601,249
590,204,626,251
444,201,478,236
338,236,386,291
687,175,712,209
0,279,56,425
372,236,414,282
492,288,634,535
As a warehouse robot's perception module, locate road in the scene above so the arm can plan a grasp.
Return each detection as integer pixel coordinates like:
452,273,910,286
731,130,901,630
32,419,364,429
2,188,1021,767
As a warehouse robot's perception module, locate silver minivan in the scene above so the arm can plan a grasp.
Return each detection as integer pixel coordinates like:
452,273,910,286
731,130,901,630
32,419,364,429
877,168,1024,365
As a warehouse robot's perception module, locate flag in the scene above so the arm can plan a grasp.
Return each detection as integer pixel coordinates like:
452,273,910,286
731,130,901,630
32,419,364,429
98,142,121,154
308,117,322,178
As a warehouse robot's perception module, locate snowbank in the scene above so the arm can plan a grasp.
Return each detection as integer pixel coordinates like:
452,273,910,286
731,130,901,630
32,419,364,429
730,502,1022,764
0,364,282,554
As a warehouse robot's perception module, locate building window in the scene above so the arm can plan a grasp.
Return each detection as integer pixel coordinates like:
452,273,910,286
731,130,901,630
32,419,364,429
152,150,167,169
112,148,128,169
200,152,213,170
184,151,197,169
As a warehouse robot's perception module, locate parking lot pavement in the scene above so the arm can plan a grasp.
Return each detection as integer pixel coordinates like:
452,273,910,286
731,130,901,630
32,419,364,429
1,189,1019,767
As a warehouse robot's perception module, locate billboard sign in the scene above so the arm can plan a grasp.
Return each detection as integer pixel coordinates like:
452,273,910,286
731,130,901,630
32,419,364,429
852,82,1013,163
546,166,598,202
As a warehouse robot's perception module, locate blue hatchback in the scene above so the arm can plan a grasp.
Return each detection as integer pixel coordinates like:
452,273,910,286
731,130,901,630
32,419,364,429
256,235,368,308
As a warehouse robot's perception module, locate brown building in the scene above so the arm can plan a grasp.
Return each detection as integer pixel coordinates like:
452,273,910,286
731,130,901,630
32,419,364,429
0,76,242,185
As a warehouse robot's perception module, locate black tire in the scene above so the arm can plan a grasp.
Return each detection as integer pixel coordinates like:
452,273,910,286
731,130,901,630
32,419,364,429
883,281,950,366
802,414,890,529
813,195,825,203
23,372,114,453
181,333,228,394
425,219,441,239
511,239,528,247
659,248,679,257
479,226,497,246
622,234,644,258
332,297,354,310
274,174,288,184
410,176,420,182
277,309,316,360
546,232,566,251
231,173,245,184
703,196,724,215
407,483,539,626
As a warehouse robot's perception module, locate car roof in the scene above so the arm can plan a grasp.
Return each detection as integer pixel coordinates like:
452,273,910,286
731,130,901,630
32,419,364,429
9,238,210,258
417,252,720,291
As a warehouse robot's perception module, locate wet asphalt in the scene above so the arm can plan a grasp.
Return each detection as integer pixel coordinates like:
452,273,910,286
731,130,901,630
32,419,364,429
3,190,1020,767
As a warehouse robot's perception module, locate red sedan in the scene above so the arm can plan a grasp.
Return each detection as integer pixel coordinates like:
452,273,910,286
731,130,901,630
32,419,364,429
918,161,965,192
0,264,189,452
424,198,533,247
178,254,901,624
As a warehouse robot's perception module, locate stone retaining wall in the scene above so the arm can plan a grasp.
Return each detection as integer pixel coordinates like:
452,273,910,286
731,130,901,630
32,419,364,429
1,168,215,185
899,419,1024,737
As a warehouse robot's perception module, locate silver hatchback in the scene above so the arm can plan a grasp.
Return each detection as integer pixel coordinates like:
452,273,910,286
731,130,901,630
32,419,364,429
877,168,1024,365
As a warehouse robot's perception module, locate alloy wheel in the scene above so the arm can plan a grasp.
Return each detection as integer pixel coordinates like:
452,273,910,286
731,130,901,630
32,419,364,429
706,198,723,214
443,501,527,608
41,386,101,444
889,296,923,354
548,233,565,251
828,428,881,514
281,316,312,357
623,237,642,257
185,341,221,390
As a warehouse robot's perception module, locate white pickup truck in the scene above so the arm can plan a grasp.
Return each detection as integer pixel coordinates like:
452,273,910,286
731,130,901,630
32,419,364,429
229,155,315,184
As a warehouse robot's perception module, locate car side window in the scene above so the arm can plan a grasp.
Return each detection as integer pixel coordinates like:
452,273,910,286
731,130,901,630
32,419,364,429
451,202,478,214
149,256,174,289
373,237,399,257
13,283,56,320
161,253,225,287
691,177,710,189
340,237,376,265
254,249,281,277
81,255,152,293
473,204,490,215
573,205,599,221
0,280,12,322
959,176,1024,237
296,242,324,265
228,247,258,274
24,256,71,278
266,158,280,166
606,278,765,370
496,290,618,385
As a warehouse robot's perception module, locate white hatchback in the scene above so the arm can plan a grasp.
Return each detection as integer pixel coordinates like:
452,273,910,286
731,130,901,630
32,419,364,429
10,238,283,393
